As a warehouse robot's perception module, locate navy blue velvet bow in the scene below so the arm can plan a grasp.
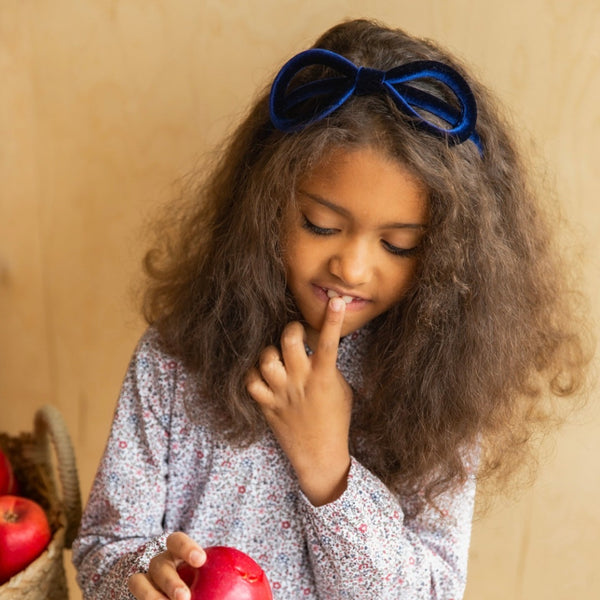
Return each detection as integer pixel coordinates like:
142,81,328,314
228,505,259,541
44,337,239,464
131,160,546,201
269,49,482,154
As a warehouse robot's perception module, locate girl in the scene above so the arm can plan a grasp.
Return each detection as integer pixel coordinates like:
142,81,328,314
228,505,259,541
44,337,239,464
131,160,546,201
72,19,589,600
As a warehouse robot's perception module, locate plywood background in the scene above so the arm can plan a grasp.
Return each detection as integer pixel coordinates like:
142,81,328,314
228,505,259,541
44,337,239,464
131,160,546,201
1,1,598,598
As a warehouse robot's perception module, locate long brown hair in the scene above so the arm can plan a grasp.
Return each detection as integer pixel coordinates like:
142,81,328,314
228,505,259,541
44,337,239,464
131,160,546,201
143,19,591,514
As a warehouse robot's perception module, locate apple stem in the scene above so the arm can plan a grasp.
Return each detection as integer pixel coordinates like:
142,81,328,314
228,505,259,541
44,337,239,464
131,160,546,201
1,510,18,523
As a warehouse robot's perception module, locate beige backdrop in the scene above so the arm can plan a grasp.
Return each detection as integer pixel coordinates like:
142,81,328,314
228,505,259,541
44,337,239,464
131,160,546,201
1,1,599,599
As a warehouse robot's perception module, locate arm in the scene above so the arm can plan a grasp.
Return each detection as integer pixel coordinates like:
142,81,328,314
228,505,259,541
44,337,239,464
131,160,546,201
246,297,475,598
246,297,352,506
299,456,476,599
72,330,184,599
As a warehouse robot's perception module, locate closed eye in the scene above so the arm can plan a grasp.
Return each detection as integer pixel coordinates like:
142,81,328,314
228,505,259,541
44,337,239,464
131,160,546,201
302,214,420,257
301,215,338,236
381,240,421,258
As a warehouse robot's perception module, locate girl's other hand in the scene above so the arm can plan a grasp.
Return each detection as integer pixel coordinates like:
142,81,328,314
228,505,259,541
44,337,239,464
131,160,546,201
246,297,352,506
128,532,205,600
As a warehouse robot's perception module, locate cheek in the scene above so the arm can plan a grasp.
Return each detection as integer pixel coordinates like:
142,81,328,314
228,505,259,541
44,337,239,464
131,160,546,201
386,261,419,300
282,230,323,277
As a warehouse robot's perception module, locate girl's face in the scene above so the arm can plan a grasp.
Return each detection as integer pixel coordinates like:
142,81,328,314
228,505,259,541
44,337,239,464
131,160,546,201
282,145,429,349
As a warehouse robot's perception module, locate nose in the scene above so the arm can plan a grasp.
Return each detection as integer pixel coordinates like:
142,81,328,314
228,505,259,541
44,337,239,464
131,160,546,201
328,238,373,287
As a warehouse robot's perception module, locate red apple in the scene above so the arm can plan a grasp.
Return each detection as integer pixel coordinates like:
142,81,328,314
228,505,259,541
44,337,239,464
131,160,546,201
0,449,18,496
0,495,52,584
177,546,273,600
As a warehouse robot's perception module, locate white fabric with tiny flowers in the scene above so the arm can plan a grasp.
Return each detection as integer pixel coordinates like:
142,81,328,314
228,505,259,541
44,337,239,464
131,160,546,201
72,328,476,599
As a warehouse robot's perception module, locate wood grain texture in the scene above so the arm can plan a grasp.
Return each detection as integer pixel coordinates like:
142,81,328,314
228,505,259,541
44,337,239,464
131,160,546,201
1,1,598,598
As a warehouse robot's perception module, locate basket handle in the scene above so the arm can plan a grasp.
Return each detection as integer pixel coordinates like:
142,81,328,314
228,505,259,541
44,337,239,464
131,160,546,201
34,405,82,549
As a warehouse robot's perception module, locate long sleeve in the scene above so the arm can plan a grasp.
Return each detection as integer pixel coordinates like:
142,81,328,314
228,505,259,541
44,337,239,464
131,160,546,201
299,456,476,599
72,333,182,600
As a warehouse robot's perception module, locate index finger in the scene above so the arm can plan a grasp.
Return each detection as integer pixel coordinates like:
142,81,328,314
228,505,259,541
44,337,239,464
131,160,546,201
312,297,346,371
166,532,206,568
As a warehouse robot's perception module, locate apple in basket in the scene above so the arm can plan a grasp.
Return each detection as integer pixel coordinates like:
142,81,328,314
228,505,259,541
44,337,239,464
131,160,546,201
0,495,52,584
177,546,273,600
0,449,19,496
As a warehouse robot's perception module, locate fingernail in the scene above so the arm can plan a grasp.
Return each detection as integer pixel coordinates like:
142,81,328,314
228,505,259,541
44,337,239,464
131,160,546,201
189,550,204,566
330,297,345,312
175,587,190,600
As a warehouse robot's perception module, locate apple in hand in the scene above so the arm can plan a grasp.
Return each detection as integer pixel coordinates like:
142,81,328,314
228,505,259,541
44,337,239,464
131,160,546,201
0,495,52,584
177,546,273,600
0,449,18,496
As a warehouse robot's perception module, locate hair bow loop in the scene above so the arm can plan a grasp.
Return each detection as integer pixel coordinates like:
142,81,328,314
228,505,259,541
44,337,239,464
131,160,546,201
269,48,482,154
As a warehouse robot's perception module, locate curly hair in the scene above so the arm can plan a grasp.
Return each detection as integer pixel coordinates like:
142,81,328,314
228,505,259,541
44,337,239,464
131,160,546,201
142,19,591,515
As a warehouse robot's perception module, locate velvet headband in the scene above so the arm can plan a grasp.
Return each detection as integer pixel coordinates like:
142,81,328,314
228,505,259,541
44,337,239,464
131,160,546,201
269,48,483,154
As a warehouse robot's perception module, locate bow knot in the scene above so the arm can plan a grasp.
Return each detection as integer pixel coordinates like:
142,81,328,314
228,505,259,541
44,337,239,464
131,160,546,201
269,48,482,154
355,67,386,95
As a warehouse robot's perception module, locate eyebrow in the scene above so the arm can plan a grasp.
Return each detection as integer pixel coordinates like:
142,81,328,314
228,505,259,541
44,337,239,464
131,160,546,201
298,190,427,230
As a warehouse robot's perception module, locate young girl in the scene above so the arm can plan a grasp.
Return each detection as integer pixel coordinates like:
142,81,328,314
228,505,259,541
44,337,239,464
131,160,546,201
72,19,589,600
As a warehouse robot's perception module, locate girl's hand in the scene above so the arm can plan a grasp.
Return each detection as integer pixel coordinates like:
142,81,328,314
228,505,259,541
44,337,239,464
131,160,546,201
246,297,352,506
128,532,205,600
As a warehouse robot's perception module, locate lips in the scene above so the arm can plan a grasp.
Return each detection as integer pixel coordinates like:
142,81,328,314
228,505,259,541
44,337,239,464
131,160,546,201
312,284,370,309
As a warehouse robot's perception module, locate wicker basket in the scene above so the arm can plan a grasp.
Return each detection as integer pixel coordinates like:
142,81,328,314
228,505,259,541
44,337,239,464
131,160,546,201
0,405,82,600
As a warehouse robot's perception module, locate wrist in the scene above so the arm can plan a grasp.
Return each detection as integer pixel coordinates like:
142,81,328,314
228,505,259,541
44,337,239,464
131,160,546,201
296,454,351,506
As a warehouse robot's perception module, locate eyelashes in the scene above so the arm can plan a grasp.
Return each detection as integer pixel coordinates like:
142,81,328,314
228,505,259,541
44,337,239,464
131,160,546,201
301,215,337,236
381,240,421,257
301,215,420,258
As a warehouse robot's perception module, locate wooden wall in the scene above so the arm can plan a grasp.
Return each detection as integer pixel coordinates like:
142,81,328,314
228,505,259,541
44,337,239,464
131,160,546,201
1,1,598,598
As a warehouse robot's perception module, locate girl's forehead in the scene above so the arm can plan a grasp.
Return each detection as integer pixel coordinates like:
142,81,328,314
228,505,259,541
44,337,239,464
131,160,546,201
296,145,429,225
304,144,424,187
